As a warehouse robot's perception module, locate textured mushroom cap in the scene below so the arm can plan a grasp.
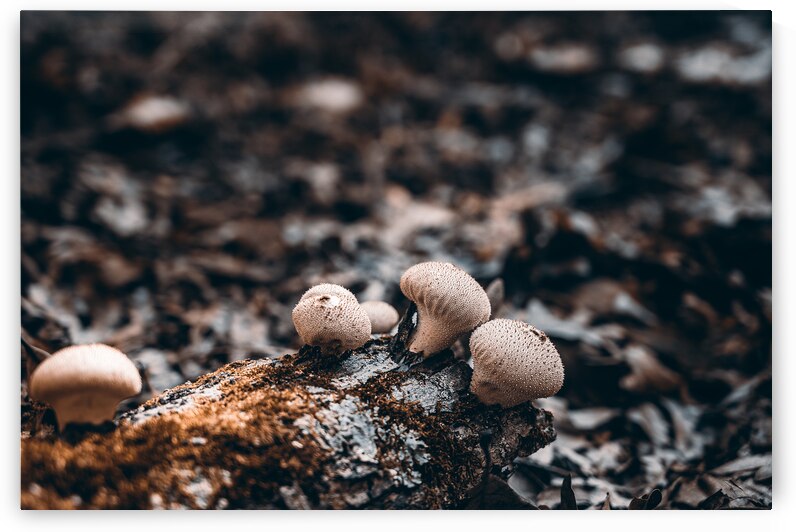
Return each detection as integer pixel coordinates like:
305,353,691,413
400,262,491,356
469,319,564,407
360,301,400,334
299,283,358,303
29,343,142,403
292,285,371,353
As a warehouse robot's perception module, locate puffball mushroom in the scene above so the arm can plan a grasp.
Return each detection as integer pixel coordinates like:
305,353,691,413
292,283,371,354
360,301,400,334
400,261,491,356
28,343,142,430
469,319,564,407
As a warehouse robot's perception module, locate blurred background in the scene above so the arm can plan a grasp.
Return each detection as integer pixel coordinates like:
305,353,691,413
20,12,771,509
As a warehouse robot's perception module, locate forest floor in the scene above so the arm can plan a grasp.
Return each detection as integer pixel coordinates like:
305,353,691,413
21,12,771,509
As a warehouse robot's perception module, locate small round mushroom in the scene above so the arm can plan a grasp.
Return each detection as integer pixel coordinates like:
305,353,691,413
360,301,400,334
469,319,564,407
400,262,491,356
292,284,371,354
28,343,142,430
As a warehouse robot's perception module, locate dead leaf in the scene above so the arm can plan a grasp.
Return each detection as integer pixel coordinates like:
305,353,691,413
627,403,670,447
620,344,683,394
559,475,578,510
628,488,662,510
711,454,771,477
599,492,611,509
566,407,621,431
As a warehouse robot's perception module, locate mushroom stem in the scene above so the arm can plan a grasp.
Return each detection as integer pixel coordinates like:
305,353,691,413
407,315,462,355
49,392,124,431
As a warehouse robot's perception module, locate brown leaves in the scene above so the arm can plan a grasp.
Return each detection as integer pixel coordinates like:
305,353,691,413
628,489,662,510
620,345,683,394
559,475,578,510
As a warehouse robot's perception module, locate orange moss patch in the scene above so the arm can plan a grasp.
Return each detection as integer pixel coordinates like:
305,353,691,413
22,358,338,509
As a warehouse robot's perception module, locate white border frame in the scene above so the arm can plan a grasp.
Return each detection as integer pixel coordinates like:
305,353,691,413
2,2,791,531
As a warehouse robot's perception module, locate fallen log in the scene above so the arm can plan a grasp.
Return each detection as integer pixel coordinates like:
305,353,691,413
21,338,556,509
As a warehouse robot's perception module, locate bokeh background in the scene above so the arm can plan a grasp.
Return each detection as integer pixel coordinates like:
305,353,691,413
21,12,771,509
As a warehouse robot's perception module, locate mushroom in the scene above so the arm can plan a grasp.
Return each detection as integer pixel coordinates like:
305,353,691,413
28,343,142,430
399,262,491,356
292,283,371,354
360,301,400,334
469,319,564,407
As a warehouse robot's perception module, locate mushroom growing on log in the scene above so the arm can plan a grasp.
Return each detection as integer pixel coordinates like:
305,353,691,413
21,339,555,509
360,300,401,334
470,319,565,408
399,262,491,356
28,343,142,430
292,283,371,354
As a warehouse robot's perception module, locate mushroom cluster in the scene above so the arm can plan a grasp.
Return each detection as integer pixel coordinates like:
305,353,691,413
24,262,562,439
286,265,566,409
469,319,564,407
28,343,142,430
292,283,371,354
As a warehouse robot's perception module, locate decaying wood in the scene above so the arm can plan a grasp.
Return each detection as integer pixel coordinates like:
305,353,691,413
21,338,555,509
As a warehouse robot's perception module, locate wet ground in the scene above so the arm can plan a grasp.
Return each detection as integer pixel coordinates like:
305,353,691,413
21,11,771,509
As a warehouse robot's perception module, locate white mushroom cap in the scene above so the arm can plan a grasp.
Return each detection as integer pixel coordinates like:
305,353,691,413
28,343,142,430
360,301,400,334
400,262,491,356
469,319,564,407
292,284,371,354
299,283,358,303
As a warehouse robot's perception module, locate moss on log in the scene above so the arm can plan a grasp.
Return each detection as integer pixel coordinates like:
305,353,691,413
21,339,555,509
